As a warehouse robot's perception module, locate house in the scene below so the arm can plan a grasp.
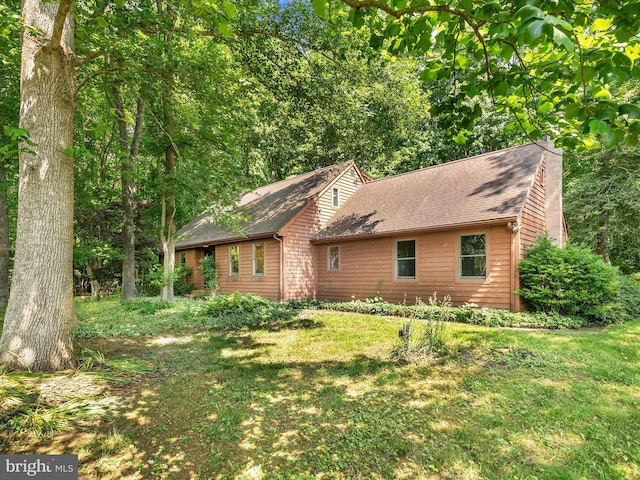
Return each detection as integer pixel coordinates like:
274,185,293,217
175,142,564,311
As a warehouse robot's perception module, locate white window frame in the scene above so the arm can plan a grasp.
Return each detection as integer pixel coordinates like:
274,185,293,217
332,187,339,207
229,245,239,277
179,251,186,266
395,239,416,280
253,242,265,276
327,245,340,271
459,233,487,280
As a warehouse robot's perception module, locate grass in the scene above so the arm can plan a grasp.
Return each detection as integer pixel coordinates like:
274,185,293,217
1,296,639,479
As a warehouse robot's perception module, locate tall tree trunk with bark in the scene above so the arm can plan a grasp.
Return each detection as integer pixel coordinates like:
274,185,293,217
157,0,177,303
0,159,10,309
0,0,75,371
159,87,176,303
110,86,144,301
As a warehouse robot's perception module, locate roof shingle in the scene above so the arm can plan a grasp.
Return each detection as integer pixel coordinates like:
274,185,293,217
312,142,548,242
175,161,354,248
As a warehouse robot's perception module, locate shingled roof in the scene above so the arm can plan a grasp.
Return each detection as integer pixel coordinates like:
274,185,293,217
176,161,357,248
312,142,549,242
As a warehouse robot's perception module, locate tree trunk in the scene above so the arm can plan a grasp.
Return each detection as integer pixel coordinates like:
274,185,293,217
0,160,10,309
0,0,75,371
111,87,144,301
87,262,100,301
158,1,176,303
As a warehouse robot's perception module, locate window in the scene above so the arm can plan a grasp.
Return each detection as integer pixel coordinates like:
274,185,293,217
179,252,186,266
332,188,339,207
396,240,416,279
253,242,265,276
460,234,486,279
229,245,239,276
327,246,339,271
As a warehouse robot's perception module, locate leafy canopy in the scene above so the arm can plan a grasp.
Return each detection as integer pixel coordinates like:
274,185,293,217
313,0,640,149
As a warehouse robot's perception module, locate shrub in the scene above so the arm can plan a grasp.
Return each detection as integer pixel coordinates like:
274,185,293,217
122,298,172,315
146,264,195,296
517,237,620,323
204,291,272,317
200,254,217,291
613,274,640,322
203,292,302,330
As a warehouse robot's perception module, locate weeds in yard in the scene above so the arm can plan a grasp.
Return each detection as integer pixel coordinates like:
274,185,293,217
391,318,449,362
3,296,639,479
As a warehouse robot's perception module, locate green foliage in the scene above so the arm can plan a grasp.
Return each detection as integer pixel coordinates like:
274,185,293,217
146,264,195,296
203,292,302,330
517,237,621,323
122,298,172,315
301,298,586,329
0,365,111,442
321,0,640,149
614,274,640,322
391,319,449,362
200,254,217,290
564,143,640,274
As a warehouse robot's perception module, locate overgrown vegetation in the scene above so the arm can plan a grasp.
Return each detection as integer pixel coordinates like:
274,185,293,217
2,297,639,478
306,298,588,328
517,237,640,325
391,319,449,362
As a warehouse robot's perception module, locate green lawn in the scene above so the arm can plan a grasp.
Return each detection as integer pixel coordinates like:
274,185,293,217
1,297,639,479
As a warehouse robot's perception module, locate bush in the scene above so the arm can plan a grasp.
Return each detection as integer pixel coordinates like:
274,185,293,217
613,274,640,322
200,254,217,291
122,298,172,315
203,292,301,330
517,237,620,324
146,264,195,296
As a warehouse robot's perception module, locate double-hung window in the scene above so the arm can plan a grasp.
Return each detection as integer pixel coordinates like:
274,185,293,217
253,242,265,276
396,240,416,279
459,234,486,279
327,246,340,271
229,245,239,276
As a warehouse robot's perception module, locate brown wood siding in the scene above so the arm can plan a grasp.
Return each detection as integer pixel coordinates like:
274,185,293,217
281,203,321,300
316,225,513,310
316,165,364,226
519,158,547,257
175,248,205,290
214,238,281,299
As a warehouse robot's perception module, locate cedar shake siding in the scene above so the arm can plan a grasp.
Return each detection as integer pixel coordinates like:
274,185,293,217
316,225,513,309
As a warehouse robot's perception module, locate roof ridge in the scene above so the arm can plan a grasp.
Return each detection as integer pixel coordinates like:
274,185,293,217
365,142,542,185
249,160,353,194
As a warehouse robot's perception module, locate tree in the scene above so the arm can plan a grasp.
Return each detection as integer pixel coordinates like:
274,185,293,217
0,1,21,309
315,0,640,150
0,0,76,370
564,146,640,273
109,88,144,301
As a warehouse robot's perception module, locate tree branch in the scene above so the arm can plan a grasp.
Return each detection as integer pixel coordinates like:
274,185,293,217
50,0,74,50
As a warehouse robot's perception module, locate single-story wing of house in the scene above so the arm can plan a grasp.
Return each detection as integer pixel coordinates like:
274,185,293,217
175,141,565,311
